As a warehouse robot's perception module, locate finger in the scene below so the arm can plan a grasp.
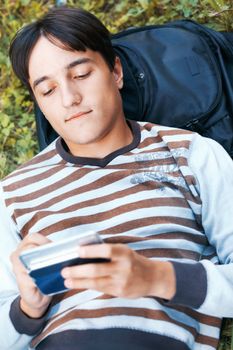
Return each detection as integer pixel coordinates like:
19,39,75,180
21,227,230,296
64,276,112,292
10,250,29,271
11,252,36,280
11,234,51,276
61,261,114,279
11,233,52,265
79,243,128,261
18,272,38,289
11,262,38,290
18,233,51,250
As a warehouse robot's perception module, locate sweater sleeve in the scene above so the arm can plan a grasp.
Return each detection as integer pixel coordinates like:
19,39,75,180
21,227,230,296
0,183,47,349
169,134,233,317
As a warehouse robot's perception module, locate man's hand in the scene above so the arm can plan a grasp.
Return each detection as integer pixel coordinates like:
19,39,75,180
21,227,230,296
10,233,52,318
61,243,176,300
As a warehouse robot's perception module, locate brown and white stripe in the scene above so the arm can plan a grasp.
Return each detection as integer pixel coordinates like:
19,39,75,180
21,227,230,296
2,122,221,349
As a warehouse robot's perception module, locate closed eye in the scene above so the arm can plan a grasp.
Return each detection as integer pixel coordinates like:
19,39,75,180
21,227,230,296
73,72,91,80
43,88,54,96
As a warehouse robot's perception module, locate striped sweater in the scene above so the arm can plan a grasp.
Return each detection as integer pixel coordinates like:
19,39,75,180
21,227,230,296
1,121,233,350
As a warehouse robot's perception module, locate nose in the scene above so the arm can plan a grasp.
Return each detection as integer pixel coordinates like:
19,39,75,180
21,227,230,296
61,83,82,108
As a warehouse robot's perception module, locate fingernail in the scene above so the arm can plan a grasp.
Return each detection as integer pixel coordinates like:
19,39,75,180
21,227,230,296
61,268,69,277
64,279,73,288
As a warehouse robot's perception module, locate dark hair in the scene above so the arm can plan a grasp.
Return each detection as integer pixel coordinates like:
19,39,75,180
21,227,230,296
9,6,116,91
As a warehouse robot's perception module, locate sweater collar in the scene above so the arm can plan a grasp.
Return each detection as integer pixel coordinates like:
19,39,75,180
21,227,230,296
56,120,141,167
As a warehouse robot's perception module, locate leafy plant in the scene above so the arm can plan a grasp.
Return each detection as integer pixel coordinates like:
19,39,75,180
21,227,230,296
0,0,55,178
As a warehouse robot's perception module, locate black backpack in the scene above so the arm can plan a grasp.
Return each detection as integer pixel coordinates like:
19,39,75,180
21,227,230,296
35,19,233,157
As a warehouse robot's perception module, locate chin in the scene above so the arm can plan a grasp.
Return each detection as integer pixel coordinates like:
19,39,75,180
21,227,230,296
68,134,100,147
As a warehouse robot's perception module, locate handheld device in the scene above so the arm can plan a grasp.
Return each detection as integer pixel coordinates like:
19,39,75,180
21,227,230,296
19,231,108,295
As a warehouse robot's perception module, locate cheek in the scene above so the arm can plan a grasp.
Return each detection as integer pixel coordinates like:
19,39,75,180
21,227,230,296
89,81,120,108
88,74,117,98
35,95,49,113
36,96,61,121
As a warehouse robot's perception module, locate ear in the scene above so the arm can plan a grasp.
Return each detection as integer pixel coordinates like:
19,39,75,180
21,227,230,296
113,56,123,89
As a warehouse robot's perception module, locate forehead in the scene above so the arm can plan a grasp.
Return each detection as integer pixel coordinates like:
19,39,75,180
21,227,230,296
28,36,107,83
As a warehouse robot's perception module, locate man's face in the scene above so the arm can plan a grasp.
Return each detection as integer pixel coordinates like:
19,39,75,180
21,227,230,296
28,36,125,156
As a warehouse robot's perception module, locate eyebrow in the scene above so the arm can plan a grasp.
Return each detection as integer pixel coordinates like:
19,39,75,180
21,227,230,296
32,57,93,90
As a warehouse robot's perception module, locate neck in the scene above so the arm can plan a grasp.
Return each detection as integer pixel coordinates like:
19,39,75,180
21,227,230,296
67,119,133,159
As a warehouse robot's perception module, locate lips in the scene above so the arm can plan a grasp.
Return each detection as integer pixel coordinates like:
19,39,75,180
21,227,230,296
65,110,92,122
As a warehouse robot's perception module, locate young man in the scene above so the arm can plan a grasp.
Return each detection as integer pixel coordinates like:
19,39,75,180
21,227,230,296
1,6,233,350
